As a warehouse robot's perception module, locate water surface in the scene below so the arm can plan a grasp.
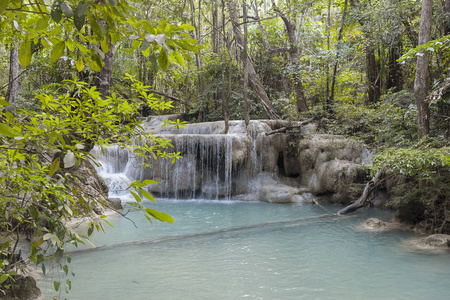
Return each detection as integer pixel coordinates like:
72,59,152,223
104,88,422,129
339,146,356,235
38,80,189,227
37,200,450,300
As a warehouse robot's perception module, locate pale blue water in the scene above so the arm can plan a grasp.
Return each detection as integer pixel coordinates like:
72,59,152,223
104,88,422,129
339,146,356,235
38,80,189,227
37,199,450,300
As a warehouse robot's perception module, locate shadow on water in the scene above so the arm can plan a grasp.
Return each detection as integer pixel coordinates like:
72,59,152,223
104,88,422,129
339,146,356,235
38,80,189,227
69,213,356,255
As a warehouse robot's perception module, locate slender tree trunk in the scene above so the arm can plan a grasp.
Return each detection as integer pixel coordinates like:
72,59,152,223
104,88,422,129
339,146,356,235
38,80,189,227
190,0,205,121
330,0,349,108
387,40,403,92
212,0,219,54
243,0,250,127
271,0,308,113
227,0,279,119
326,0,331,107
445,0,450,35
414,0,433,138
94,44,114,97
444,0,450,74
5,44,19,106
364,47,380,104
251,0,269,50
221,0,230,134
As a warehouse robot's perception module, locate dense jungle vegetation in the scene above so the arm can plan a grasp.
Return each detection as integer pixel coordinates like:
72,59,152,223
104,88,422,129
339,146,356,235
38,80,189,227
0,0,449,297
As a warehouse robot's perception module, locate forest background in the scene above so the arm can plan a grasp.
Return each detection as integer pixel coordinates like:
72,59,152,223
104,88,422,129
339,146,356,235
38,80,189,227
0,0,449,297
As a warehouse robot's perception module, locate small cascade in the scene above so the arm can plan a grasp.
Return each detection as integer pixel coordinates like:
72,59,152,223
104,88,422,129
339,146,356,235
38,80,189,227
91,117,365,203
91,119,275,200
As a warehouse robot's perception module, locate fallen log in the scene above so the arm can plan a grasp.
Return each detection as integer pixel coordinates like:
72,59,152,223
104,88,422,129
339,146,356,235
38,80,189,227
336,169,383,215
265,116,315,136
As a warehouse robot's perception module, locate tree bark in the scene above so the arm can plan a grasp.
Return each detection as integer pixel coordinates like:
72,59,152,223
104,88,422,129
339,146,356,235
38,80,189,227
387,40,403,92
271,0,309,113
227,0,279,119
364,47,380,104
337,170,383,215
330,0,349,108
414,0,433,138
251,0,269,50
212,0,220,54
91,40,115,98
243,0,250,127
190,0,205,121
5,44,20,107
221,0,230,134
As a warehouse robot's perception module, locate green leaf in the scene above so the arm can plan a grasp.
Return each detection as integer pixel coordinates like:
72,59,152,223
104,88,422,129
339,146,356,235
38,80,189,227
51,1,62,23
0,274,9,285
145,208,174,223
84,56,101,72
173,52,185,66
0,98,11,106
74,11,85,31
36,18,49,31
51,41,65,62
54,280,61,292
76,56,84,72
77,1,90,16
18,39,32,67
49,157,60,176
158,49,169,71
60,1,73,18
0,0,9,15
129,190,141,203
179,24,195,31
0,123,21,137
139,188,155,202
88,11,102,39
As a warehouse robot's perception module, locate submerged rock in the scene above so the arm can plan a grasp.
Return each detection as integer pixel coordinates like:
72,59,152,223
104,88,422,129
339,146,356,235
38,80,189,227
415,234,450,249
363,218,388,230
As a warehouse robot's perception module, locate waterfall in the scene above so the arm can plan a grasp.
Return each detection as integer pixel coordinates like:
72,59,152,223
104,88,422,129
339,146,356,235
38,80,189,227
91,119,273,200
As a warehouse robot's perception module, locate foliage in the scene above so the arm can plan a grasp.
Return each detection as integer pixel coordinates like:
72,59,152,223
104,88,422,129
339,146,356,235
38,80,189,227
0,76,181,296
1,0,197,72
371,146,450,180
321,91,417,146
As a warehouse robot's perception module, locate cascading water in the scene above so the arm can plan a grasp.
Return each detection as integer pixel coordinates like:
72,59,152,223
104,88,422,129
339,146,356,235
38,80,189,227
91,118,273,200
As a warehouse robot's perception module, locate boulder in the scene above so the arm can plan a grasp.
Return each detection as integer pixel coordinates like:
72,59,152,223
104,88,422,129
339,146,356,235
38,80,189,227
0,276,43,300
415,234,450,249
363,218,388,230
297,135,366,203
107,197,123,210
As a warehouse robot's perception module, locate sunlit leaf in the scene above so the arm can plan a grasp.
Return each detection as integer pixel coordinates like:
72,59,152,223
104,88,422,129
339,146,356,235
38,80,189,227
18,39,31,67
51,41,66,62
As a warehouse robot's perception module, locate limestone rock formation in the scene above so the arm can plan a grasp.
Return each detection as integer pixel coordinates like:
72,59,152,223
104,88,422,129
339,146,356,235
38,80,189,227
93,118,368,204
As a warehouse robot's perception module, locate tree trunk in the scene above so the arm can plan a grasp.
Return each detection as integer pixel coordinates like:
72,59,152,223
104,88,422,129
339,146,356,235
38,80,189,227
221,0,230,134
387,40,403,92
271,0,308,113
251,0,269,50
414,0,433,139
190,0,205,121
330,0,349,108
364,47,380,104
337,170,383,215
5,44,20,107
212,0,219,54
227,0,279,119
94,44,114,97
243,0,250,127
326,0,331,108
